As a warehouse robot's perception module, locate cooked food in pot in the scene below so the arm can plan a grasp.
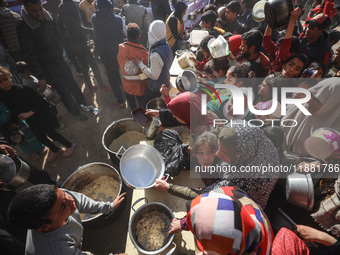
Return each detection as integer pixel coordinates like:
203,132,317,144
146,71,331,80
109,131,146,152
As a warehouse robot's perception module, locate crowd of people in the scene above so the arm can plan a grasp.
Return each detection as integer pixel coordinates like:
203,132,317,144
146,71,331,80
1,0,340,254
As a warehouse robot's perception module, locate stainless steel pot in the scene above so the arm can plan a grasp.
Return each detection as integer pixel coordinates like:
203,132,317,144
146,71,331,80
265,0,293,29
176,69,200,92
129,198,175,255
286,173,314,211
187,12,197,20
146,98,167,110
0,155,16,184
6,156,30,189
41,87,62,106
102,118,145,167
143,118,160,140
61,162,123,227
119,144,165,189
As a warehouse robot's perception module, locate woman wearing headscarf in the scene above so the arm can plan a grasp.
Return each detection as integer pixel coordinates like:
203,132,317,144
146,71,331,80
184,186,273,254
165,1,187,55
282,78,340,156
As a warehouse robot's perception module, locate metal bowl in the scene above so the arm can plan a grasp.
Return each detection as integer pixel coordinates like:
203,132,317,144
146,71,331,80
146,98,167,110
286,173,314,211
129,199,175,255
0,155,16,183
61,162,122,223
187,12,197,20
176,69,200,92
119,144,165,189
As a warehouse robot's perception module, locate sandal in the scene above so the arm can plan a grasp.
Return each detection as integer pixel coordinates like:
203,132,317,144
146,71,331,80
47,149,62,163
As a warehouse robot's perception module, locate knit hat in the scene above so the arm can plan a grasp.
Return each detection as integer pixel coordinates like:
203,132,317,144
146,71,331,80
96,0,113,9
306,13,331,30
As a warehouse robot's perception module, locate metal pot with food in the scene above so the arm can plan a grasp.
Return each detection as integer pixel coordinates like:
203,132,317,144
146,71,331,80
61,162,123,228
118,144,165,189
129,198,176,255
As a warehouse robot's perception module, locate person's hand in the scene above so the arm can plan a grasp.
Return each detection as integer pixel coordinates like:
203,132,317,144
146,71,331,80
294,225,337,246
113,192,126,209
38,79,47,92
296,161,321,173
145,109,160,117
290,7,302,21
160,84,170,97
18,111,35,120
336,70,340,77
154,178,170,191
131,57,142,66
0,144,16,156
189,57,199,65
169,218,183,234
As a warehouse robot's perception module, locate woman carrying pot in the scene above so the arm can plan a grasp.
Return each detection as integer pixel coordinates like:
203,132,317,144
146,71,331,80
165,1,188,56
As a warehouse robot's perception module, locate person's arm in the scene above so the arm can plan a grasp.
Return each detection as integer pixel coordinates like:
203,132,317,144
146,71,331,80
295,225,337,246
323,0,337,19
263,26,277,59
168,16,181,41
135,52,164,80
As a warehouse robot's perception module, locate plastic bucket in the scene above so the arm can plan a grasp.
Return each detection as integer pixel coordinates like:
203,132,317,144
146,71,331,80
208,35,229,58
252,1,266,22
304,128,340,159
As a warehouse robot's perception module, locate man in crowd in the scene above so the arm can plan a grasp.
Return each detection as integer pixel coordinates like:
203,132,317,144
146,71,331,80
240,29,271,75
17,0,89,121
151,0,172,22
223,1,243,34
238,0,258,33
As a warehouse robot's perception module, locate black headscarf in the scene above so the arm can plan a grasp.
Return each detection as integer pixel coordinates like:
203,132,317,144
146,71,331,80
174,1,187,19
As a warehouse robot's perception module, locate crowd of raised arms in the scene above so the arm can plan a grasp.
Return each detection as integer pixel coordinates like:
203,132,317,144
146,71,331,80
1,0,340,254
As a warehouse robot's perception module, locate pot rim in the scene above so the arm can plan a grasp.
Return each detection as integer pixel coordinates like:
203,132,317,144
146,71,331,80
129,202,175,254
61,162,122,222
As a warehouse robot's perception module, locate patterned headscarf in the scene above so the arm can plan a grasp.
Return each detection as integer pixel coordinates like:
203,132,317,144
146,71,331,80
186,186,273,254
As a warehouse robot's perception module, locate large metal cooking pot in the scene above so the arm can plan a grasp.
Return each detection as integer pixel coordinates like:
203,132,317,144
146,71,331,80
265,0,293,29
7,156,30,189
102,118,145,167
286,173,314,211
119,144,165,189
146,98,167,110
0,155,16,184
129,198,175,255
176,69,200,92
61,162,123,228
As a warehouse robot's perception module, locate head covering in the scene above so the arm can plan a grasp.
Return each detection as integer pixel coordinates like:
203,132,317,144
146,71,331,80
228,34,242,55
174,1,187,19
186,186,273,254
218,126,280,208
282,78,340,156
306,13,331,30
167,92,211,129
96,0,113,9
148,20,166,47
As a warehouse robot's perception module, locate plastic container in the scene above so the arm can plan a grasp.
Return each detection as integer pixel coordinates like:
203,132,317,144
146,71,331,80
131,107,153,127
304,128,340,159
177,51,196,70
252,1,266,22
208,35,229,58
189,30,209,45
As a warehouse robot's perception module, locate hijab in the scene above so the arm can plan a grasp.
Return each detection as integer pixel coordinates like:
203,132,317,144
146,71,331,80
148,20,166,47
174,1,187,19
282,78,340,156
167,92,211,129
218,126,280,208
186,186,273,254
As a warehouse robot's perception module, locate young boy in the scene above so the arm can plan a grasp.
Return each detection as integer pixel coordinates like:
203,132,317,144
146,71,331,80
223,1,243,34
190,35,214,71
8,184,126,255
200,10,225,37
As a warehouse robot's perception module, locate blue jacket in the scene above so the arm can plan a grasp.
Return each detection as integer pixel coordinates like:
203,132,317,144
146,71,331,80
91,9,125,53
148,39,173,91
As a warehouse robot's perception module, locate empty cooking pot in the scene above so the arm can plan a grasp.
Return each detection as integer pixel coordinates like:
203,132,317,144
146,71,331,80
146,98,167,110
265,0,293,29
176,69,200,92
286,173,314,211
0,155,16,184
119,144,165,189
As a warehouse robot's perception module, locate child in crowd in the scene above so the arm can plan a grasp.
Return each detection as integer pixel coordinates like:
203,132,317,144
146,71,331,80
215,18,223,29
212,56,229,83
309,61,326,78
223,1,243,34
255,74,276,104
225,62,251,87
203,60,215,80
327,46,340,77
200,10,220,38
190,35,214,71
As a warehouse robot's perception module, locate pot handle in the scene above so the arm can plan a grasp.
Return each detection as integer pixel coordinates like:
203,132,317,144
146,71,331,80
115,145,127,159
164,242,176,255
132,197,148,212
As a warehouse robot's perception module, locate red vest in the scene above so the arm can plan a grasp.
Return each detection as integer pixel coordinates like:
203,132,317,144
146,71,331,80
117,41,149,96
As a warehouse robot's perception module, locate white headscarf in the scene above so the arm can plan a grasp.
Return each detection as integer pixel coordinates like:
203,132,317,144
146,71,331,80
148,20,166,47
282,78,340,156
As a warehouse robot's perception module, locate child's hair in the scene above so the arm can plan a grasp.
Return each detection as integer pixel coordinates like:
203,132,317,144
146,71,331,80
203,4,217,13
212,56,229,73
201,10,217,27
15,61,28,74
228,62,251,79
226,1,241,14
249,61,266,78
192,131,218,154
126,23,140,41
241,29,263,53
216,18,223,24
200,35,214,52
330,30,340,46
0,65,12,77
309,61,326,76
203,60,214,75
285,54,308,70
214,0,228,7
262,126,284,149
8,184,58,229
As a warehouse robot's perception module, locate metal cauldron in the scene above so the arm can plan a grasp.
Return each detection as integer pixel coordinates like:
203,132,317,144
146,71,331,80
265,0,293,29
102,118,145,167
61,162,123,228
119,144,165,189
286,173,314,211
129,198,176,255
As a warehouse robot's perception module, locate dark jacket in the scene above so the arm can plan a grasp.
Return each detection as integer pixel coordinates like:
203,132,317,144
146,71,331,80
238,9,258,33
57,0,92,45
16,8,64,79
148,38,173,91
91,9,125,53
